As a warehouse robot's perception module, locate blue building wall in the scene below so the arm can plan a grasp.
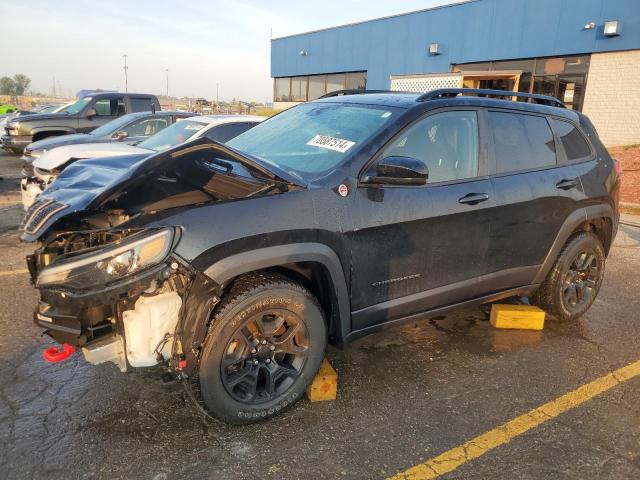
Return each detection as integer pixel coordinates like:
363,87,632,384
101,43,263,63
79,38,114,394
271,0,640,89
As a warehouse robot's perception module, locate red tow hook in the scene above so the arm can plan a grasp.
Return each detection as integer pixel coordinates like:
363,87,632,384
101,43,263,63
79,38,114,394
43,343,76,363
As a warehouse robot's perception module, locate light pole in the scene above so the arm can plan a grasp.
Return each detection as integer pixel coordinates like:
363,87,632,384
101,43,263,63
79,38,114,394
122,54,128,92
165,69,169,98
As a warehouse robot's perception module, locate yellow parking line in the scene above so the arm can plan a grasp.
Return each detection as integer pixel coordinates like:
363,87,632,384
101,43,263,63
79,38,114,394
0,268,29,277
388,359,640,480
0,200,22,206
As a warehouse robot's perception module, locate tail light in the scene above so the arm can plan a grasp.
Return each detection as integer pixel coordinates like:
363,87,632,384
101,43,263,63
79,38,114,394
613,158,623,176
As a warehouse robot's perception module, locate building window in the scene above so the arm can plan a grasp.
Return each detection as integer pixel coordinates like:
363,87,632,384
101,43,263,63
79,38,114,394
308,75,327,100
453,55,590,110
273,71,366,102
345,72,367,90
274,77,291,102
291,76,308,102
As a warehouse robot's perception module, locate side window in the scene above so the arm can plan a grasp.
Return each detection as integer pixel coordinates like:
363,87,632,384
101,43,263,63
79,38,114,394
93,98,125,116
205,123,256,143
130,97,155,112
553,119,592,162
489,111,556,174
124,118,169,137
380,110,479,183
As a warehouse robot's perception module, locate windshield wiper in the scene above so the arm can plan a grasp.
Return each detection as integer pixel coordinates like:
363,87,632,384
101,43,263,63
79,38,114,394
220,143,307,188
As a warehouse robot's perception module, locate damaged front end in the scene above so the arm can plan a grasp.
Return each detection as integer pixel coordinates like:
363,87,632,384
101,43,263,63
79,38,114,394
22,138,301,373
30,226,190,372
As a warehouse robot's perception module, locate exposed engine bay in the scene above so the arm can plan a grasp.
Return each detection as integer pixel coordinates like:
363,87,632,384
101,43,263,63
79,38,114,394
23,139,300,373
30,226,193,372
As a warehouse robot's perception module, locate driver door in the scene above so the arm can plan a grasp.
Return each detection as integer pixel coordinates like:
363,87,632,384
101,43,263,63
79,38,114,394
350,109,495,331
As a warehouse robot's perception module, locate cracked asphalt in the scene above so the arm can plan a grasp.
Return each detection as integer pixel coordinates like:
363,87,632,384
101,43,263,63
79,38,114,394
1,151,640,479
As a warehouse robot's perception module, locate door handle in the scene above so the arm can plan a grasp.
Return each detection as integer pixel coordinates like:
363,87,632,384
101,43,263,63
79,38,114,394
458,193,490,205
556,179,577,190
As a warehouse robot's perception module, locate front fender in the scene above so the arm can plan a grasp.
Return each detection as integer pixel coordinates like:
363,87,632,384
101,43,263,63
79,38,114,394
175,243,352,374
29,126,76,136
203,242,352,345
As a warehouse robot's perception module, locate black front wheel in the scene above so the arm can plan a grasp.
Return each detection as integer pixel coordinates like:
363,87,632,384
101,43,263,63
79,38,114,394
198,273,326,424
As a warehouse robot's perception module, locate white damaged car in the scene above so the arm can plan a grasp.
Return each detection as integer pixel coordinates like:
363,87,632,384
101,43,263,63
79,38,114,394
21,115,263,209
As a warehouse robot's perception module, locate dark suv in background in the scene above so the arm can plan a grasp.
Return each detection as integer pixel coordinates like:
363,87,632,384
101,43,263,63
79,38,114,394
22,88,619,424
2,92,161,153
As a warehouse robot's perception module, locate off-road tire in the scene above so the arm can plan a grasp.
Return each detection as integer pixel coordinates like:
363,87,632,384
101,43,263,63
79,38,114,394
532,232,605,321
198,272,326,424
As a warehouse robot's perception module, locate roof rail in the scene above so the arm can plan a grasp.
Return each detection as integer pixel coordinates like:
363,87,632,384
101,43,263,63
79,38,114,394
417,88,565,108
318,89,397,99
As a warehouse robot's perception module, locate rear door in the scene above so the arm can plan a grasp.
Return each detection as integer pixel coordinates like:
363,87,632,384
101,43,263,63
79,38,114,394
481,109,585,295
350,108,496,330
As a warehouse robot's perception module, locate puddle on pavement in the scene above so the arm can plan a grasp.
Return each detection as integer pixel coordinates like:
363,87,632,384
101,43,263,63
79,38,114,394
353,304,598,361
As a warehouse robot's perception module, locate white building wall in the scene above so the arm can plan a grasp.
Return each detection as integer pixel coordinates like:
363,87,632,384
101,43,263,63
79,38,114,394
583,50,640,147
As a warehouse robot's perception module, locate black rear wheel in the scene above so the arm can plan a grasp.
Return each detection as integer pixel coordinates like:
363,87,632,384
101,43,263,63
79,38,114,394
198,273,326,424
532,232,605,321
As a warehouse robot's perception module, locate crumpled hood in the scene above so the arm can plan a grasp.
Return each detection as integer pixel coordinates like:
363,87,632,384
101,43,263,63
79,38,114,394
20,138,300,242
20,153,151,242
33,142,152,171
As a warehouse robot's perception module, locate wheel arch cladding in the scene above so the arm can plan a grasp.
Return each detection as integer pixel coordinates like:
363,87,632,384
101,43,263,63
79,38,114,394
533,204,615,285
204,242,351,344
178,242,351,356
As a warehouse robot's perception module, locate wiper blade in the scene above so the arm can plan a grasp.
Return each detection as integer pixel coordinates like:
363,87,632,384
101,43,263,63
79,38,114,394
214,141,307,188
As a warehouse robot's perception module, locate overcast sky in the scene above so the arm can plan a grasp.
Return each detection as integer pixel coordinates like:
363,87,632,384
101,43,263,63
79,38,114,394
2,0,462,102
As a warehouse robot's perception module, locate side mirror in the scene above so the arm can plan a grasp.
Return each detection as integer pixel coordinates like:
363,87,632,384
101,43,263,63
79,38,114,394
362,156,429,186
86,107,97,118
112,131,128,141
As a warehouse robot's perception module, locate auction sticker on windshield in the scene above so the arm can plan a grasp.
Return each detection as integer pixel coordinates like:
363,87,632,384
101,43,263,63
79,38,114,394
306,135,355,153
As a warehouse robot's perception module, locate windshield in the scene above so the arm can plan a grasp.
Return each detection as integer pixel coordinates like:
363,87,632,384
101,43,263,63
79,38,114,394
63,97,93,115
138,119,206,152
227,103,397,179
37,104,61,113
54,102,74,113
89,114,138,136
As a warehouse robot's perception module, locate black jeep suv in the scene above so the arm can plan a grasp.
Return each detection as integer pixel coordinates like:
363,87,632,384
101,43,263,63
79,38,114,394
22,88,619,424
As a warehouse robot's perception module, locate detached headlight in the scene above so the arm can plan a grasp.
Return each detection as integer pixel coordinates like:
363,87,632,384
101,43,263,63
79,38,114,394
37,229,175,289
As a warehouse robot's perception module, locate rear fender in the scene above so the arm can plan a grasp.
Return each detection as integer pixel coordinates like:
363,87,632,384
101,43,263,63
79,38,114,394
533,204,616,284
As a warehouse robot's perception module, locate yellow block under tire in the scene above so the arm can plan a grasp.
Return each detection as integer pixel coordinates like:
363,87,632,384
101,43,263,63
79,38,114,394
532,231,606,322
198,272,327,424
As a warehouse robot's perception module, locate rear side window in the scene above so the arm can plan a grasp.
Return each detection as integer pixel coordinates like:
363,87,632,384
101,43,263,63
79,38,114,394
489,111,556,174
93,97,125,116
553,119,592,161
130,97,155,112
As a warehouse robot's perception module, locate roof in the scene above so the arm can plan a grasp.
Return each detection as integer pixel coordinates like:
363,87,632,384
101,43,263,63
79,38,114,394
311,91,581,120
313,93,420,108
187,115,265,126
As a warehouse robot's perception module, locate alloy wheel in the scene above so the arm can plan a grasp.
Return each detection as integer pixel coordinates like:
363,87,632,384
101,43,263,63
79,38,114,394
220,309,309,404
562,248,599,311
